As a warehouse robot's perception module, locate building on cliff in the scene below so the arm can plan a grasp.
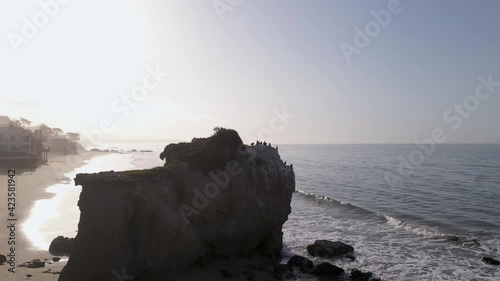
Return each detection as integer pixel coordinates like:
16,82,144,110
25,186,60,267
0,126,49,168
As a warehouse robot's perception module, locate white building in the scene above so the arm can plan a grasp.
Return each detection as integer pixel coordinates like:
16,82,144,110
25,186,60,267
0,126,33,154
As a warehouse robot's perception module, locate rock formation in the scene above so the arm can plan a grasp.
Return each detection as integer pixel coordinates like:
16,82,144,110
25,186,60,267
307,240,354,258
49,236,75,256
59,128,295,281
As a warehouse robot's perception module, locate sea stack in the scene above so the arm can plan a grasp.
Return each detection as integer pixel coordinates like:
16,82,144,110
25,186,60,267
59,128,295,281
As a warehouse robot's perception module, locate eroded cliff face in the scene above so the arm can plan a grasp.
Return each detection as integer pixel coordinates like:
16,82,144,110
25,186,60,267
59,131,295,281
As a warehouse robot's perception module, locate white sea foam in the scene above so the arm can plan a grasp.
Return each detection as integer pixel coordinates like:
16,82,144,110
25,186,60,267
382,214,445,237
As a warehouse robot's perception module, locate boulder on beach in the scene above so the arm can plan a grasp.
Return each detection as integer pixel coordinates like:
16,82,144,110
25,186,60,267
59,128,295,281
307,240,354,258
350,268,373,281
49,236,75,256
20,259,45,268
0,254,6,265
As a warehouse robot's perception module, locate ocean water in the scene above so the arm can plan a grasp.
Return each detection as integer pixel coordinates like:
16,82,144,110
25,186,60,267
278,144,500,281
25,144,500,280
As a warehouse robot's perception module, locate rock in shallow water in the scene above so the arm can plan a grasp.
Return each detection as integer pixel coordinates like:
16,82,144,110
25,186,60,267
307,240,354,258
350,268,372,281
19,259,45,268
482,257,500,265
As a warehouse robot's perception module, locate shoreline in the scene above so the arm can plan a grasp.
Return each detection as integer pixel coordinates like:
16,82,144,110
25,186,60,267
0,151,102,281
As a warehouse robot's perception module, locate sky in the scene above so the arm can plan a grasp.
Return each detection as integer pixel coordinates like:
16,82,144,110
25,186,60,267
1,0,499,144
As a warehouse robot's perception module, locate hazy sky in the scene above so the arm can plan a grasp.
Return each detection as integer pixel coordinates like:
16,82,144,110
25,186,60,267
1,0,499,144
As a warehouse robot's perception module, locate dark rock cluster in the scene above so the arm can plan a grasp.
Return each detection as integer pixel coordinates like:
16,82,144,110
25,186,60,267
273,241,381,281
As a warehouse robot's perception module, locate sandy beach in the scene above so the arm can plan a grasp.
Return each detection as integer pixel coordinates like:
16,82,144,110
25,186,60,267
0,151,100,281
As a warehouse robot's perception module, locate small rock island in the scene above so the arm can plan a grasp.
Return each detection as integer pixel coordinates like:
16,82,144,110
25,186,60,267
59,128,295,281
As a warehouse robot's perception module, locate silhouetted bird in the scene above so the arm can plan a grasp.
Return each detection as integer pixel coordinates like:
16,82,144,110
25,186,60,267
269,143,271,147
263,141,267,146
251,142,254,146
276,145,279,151
291,164,293,168
284,161,287,165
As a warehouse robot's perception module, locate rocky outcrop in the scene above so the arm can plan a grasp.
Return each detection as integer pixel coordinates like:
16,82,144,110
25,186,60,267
59,129,295,281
